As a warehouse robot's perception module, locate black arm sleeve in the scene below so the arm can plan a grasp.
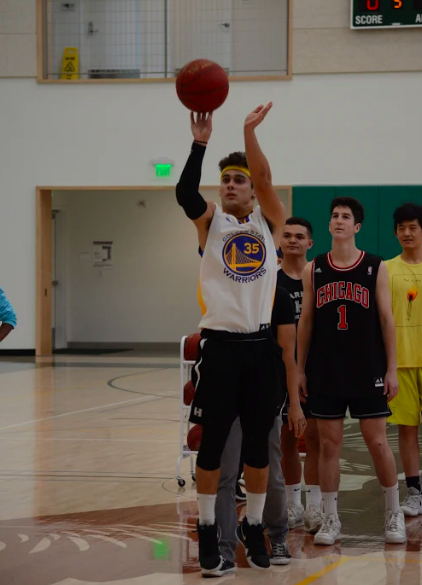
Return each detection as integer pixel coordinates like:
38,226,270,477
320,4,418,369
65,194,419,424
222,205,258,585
271,286,296,326
175,142,208,220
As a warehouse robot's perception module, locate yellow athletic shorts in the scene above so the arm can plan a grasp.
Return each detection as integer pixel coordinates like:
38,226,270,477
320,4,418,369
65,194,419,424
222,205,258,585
388,368,422,426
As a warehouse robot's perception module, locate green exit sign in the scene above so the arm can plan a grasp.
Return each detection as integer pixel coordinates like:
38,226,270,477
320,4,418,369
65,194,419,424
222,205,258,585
351,0,422,28
155,164,172,178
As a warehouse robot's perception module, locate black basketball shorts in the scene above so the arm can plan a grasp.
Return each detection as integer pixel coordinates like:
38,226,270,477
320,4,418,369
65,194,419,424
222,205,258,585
308,391,391,420
190,328,287,438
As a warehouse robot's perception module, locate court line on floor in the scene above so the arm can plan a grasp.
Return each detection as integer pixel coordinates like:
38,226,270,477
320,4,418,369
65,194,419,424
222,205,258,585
295,557,349,585
107,372,179,398
0,366,169,405
0,393,168,431
50,362,179,370
0,436,178,443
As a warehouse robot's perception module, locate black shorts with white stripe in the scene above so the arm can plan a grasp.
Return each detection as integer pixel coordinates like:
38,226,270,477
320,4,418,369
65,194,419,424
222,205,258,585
307,391,391,420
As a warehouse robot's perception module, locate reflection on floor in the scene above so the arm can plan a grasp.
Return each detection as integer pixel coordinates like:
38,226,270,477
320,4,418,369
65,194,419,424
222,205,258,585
0,354,421,584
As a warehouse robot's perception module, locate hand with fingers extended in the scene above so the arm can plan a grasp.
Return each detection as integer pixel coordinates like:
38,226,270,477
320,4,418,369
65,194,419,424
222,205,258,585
191,111,213,144
288,403,307,439
244,102,273,132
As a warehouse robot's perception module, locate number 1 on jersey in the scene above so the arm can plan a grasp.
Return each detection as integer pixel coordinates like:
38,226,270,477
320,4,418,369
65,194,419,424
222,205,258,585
337,305,348,330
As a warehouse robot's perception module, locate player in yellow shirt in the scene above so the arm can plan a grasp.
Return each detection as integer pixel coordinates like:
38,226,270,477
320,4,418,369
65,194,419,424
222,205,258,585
386,203,422,517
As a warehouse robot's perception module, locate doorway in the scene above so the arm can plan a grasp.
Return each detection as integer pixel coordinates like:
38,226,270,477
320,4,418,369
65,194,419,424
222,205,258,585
36,185,292,356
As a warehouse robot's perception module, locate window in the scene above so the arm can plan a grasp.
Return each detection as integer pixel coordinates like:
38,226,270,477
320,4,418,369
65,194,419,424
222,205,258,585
38,0,292,82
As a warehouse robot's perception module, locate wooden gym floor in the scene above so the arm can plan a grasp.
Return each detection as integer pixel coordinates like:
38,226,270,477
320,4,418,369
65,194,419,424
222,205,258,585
0,353,421,585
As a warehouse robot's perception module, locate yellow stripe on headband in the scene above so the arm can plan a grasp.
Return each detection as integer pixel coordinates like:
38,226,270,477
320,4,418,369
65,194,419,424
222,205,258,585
221,165,251,179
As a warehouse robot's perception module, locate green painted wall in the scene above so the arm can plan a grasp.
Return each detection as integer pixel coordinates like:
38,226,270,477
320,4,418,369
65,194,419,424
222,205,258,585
292,186,422,260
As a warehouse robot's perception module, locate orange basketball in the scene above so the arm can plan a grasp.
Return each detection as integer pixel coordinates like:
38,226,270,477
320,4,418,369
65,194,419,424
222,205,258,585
187,424,202,451
298,435,306,454
184,332,201,361
183,380,195,406
176,59,229,113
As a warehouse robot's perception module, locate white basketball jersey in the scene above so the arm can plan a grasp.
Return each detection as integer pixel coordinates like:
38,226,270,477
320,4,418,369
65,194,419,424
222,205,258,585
198,205,277,333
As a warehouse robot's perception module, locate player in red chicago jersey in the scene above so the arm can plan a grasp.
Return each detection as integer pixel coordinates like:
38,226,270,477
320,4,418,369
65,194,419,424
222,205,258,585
297,196,406,546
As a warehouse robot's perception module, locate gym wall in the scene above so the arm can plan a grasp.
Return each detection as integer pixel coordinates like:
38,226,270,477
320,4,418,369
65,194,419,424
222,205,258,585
52,188,289,345
1,1,422,348
293,0,422,74
293,187,422,260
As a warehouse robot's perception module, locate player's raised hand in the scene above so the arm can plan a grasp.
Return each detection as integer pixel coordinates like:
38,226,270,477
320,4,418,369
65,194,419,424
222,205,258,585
244,102,273,132
384,369,399,402
191,111,213,144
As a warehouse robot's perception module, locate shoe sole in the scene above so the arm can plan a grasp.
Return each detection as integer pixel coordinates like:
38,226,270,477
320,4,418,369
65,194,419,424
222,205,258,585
235,497,247,502
202,567,236,578
385,534,407,544
201,558,235,578
270,558,291,565
401,507,421,517
385,536,407,544
201,558,223,576
314,534,340,546
236,528,270,571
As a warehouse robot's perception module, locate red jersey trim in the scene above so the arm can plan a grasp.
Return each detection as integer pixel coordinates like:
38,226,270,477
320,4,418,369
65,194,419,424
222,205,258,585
327,250,366,272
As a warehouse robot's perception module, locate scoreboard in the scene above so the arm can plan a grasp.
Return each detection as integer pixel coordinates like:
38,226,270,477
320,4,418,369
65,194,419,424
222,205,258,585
351,0,422,28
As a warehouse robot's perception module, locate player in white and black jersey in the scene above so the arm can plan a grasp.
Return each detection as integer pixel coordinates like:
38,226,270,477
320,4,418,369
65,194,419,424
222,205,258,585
176,106,305,576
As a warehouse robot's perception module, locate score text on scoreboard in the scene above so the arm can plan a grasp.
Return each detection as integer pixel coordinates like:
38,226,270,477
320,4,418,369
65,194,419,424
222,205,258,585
351,0,422,28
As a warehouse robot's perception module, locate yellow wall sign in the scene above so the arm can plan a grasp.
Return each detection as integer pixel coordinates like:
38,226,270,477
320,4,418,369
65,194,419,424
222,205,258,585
61,47,79,80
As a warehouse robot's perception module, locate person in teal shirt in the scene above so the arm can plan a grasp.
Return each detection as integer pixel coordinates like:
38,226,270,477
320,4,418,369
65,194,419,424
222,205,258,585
0,287,16,342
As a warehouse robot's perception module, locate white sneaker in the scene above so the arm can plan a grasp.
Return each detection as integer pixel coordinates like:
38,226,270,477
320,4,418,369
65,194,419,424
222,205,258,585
385,510,407,544
287,503,304,529
303,504,324,534
401,487,422,517
314,513,341,545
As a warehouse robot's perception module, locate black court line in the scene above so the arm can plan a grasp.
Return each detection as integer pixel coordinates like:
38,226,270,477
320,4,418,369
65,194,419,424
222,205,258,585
0,472,173,480
50,362,179,370
0,362,179,373
107,371,179,399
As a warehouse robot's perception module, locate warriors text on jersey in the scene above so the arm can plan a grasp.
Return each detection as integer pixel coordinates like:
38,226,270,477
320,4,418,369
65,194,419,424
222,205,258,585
198,205,277,333
306,251,387,397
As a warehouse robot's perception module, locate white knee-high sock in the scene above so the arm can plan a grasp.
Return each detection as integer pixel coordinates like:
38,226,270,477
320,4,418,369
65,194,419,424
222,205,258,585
197,494,217,525
246,492,266,525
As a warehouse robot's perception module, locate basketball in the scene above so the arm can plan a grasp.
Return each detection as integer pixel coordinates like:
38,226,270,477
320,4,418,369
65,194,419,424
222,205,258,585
184,332,201,361
187,424,202,451
183,380,195,406
176,59,229,113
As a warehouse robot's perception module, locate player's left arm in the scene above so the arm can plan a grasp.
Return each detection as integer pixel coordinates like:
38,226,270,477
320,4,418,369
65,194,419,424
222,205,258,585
375,262,399,401
244,103,286,247
277,323,306,438
274,286,306,437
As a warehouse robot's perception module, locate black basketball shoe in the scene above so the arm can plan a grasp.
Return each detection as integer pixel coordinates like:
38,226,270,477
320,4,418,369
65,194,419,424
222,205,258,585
236,517,270,570
197,520,223,576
